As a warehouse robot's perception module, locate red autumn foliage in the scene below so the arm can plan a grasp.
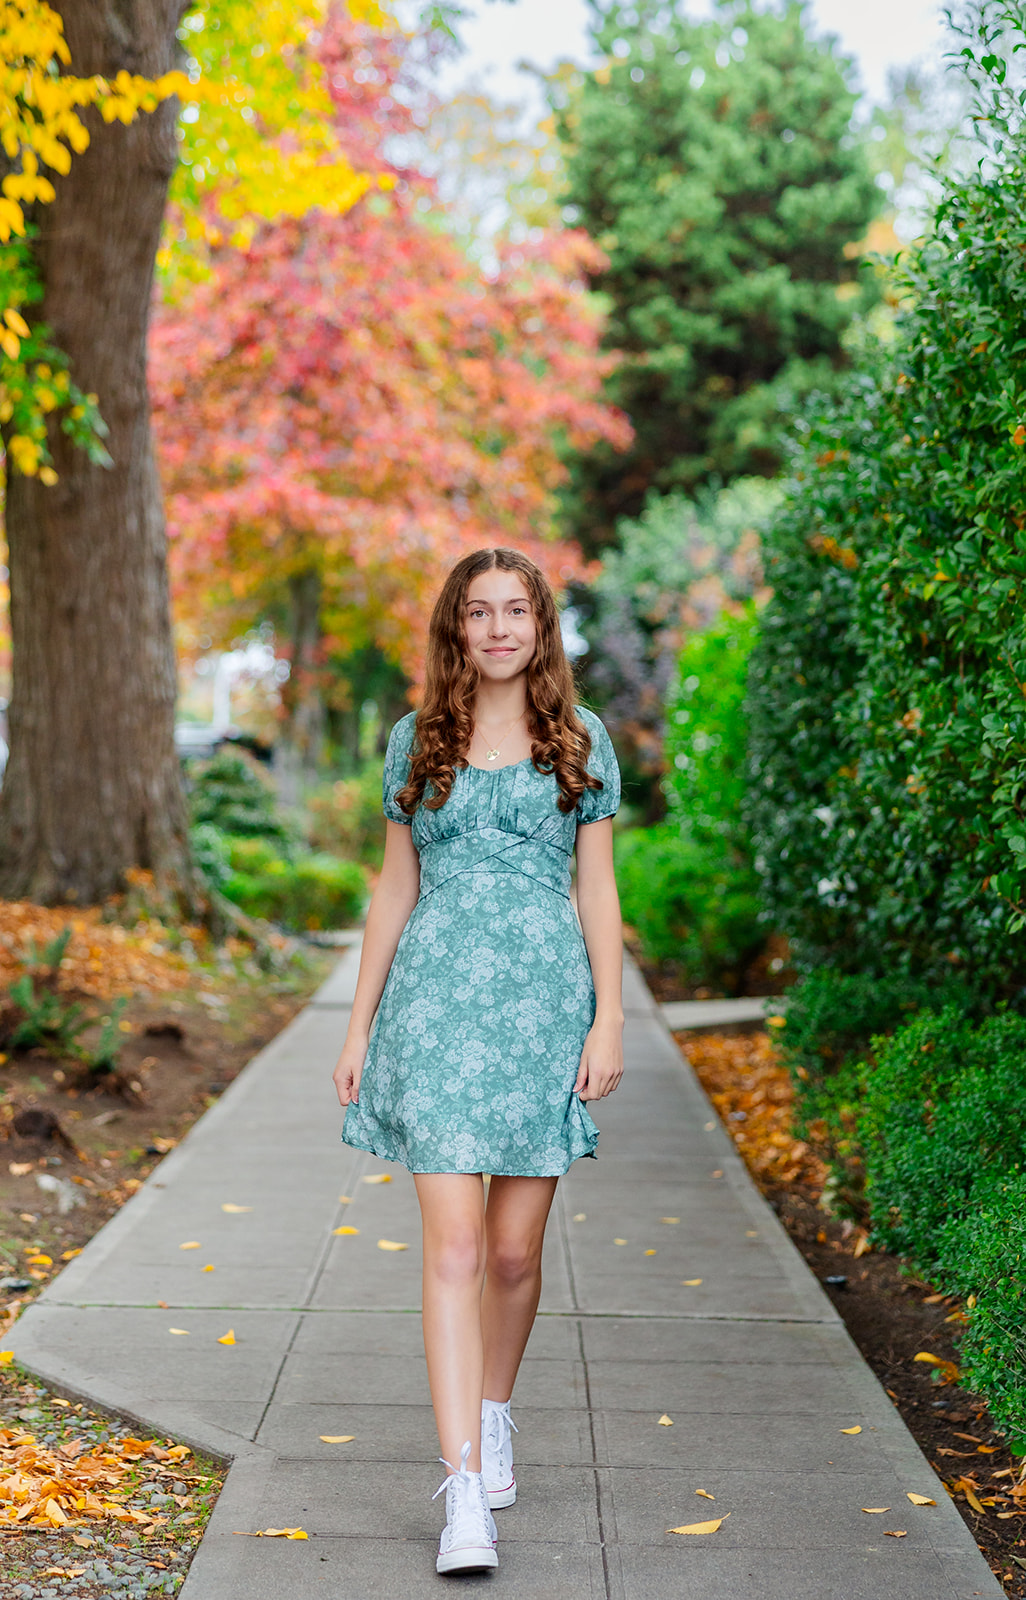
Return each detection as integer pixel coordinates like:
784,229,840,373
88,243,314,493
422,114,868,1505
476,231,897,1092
150,7,630,685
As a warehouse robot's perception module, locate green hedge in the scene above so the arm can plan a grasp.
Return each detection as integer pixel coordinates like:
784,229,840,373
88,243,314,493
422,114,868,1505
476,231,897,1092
224,850,366,932
854,1006,1026,1443
615,604,764,990
934,1172,1026,1446
615,824,761,985
744,21,1026,994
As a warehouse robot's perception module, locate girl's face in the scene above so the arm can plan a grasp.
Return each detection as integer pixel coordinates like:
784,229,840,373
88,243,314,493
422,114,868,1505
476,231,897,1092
462,568,538,682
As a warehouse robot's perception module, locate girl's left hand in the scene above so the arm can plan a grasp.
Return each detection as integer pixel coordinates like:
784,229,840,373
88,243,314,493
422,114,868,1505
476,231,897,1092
574,1016,624,1101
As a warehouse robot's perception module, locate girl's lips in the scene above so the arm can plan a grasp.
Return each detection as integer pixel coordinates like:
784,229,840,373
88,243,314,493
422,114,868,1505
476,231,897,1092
485,647,516,655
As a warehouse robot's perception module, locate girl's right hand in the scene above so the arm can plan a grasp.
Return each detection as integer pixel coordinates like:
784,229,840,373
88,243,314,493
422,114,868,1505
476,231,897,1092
333,1035,368,1107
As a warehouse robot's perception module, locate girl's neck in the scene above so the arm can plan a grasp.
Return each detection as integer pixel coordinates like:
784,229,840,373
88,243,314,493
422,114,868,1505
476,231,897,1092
473,679,529,727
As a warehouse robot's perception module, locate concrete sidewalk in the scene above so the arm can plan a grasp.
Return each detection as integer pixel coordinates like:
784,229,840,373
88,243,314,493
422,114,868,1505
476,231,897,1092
9,948,1002,1600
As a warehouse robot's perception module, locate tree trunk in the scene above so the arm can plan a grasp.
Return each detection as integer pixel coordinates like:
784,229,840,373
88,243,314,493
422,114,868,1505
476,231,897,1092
0,0,197,908
275,566,326,806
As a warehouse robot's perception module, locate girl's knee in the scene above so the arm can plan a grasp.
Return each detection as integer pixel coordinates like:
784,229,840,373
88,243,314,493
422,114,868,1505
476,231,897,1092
426,1224,486,1286
486,1235,542,1289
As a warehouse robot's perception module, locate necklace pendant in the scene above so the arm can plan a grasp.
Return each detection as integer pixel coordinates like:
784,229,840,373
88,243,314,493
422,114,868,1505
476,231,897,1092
485,748,499,762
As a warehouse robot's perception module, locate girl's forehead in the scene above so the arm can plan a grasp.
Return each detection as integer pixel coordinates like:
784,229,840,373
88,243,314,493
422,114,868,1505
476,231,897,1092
464,572,532,606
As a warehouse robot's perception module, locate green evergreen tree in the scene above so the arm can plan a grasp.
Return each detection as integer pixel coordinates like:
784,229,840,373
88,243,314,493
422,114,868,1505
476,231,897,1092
554,0,881,551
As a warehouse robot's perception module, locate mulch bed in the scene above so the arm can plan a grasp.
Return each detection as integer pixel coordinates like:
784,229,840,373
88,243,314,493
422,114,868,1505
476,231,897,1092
675,1028,1026,1599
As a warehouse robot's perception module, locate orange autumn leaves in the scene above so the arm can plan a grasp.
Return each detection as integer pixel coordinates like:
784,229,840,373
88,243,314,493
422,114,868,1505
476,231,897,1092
0,1428,190,1530
0,901,192,1005
149,11,630,687
676,1031,826,1192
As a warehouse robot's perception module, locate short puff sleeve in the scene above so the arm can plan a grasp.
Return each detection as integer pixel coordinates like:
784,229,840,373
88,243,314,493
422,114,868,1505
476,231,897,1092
576,709,621,825
382,712,416,825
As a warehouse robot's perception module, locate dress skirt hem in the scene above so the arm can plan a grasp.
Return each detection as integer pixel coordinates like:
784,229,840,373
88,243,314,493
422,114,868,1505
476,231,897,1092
340,1127,598,1178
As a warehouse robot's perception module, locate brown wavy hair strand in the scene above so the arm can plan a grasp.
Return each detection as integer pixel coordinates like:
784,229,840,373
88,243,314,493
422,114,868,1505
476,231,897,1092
395,548,605,815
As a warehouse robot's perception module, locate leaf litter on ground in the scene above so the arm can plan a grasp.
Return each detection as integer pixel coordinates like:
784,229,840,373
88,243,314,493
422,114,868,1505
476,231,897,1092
0,1359,224,1591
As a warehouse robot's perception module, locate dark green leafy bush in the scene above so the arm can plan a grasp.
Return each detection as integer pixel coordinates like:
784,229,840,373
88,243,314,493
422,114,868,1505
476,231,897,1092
860,1007,1026,1264
934,1173,1026,1443
745,11,1026,996
778,968,973,1137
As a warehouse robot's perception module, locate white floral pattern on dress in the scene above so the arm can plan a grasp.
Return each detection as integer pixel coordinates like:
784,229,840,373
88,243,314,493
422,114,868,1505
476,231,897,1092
341,706,621,1175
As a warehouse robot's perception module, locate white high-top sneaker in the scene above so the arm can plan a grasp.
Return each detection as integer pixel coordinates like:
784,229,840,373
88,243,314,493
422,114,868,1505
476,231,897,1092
433,1439,498,1575
481,1398,518,1509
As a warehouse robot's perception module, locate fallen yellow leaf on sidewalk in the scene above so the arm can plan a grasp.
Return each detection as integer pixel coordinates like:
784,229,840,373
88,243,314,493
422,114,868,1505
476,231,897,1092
695,1490,714,1501
840,1426,862,1435
644,1249,657,1256
573,1213,586,1222
222,1204,252,1213
681,1278,703,1286
203,1264,214,1272
320,1436,355,1443
660,1217,680,1224
657,1414,673,1427
614,1238,628,1246
217,1329,236,1345
168,1328,190,1336
362,1174,391,1185
884,1530,907,1538
377,1240,408,1252
338,1195,353,1203
861,1508,890,1514
333,1226,359,1236
234,1528,308,1539
669,1513,729,1535
906,1492,936,1506
179,1242,200,1250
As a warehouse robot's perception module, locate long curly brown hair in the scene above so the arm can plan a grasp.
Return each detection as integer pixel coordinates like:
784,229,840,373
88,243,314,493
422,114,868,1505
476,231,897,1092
395,548,605,816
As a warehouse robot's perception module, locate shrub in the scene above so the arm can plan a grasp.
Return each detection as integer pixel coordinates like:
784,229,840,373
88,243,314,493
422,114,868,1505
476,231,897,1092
614,824,761,990
224,852,366,931
189,822,233,890
188,749,292,848
860,1007,1026,1266
616,603,766,990
305,760,386,866
934,1172,1026,1444
744,17,1026,996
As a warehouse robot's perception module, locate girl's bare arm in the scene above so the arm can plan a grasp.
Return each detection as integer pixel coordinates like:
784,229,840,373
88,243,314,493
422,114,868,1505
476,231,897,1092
333,820,420,1106
573,816,624,1101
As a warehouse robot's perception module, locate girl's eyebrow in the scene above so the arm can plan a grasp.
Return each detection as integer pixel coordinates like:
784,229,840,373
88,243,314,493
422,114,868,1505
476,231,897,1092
464,595,532,608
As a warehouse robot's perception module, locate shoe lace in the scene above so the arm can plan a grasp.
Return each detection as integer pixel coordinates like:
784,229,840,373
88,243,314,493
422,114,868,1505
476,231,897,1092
432,1440,487,1545
483,1406,518,1457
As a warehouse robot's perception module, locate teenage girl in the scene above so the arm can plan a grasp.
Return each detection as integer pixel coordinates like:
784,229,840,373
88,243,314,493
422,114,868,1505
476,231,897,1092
333,547,623,1575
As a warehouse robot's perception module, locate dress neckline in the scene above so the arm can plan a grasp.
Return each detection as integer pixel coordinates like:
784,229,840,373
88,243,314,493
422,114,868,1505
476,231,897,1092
460,755,535,775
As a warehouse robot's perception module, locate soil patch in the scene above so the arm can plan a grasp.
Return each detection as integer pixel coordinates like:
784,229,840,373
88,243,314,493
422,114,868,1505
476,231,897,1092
675,1028,1026,1599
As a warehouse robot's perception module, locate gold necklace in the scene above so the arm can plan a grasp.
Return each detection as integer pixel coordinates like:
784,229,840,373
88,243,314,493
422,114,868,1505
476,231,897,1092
476,712,524,763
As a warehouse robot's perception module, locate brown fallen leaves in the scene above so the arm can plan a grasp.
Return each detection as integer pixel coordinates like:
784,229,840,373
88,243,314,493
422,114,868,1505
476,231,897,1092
675,1032,826,1192
0,1427,190,1529
0,902,193,1004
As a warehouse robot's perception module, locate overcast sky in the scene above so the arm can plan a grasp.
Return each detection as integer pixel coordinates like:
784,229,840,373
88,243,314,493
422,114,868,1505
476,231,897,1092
436,0,950,109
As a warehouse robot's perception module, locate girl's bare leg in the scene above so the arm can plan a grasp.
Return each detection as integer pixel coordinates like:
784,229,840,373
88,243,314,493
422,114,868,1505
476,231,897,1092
481,1175,559,1402
414,1172,488,1470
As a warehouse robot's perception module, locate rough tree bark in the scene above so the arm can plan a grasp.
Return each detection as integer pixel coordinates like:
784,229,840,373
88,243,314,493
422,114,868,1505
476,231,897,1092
0,0,198,908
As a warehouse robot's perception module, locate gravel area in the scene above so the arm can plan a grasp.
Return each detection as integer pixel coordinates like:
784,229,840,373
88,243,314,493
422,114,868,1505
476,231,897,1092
0,1371,224,1600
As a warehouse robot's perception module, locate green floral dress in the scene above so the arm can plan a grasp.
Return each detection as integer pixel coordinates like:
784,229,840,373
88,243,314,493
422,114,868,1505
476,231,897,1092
341,706,620,1176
